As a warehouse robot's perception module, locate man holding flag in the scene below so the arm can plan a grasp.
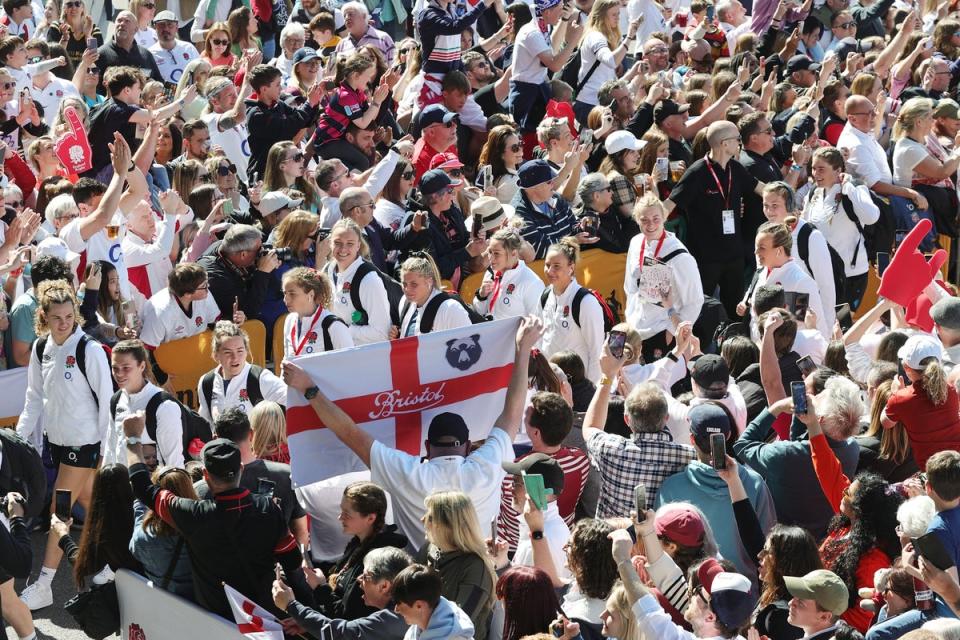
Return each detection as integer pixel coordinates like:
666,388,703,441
281,316,544,548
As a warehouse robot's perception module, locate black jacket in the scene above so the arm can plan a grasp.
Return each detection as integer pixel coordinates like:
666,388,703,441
95,39,163,84
245,97,319,179
364,218,430,274
402,205,471,280
314,524,409,620
198,240,273,322
855,435,919,483
576,206,640,254
129,462,311,619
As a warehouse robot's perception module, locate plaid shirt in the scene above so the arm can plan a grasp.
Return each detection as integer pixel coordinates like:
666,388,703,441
586,429,695,519
609,173,638,214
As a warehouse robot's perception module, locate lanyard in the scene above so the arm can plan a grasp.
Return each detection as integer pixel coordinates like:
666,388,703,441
706,159,733,209
638,231,666,273
488,264,517,309
290,306,324,356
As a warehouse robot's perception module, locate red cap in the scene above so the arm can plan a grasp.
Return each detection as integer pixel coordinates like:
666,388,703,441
697,557,725,594
429,152,464,170
546,99,578,139
655,506,706,547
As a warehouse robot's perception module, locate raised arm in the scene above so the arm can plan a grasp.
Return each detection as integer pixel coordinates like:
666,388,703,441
281,361,375,467
76,133,131,241
759,311,786,404
496,316,545,440
582,343,625,440
800,392,848,512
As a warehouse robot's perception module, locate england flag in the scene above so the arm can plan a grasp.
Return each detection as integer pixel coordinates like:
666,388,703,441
223,583,283,640
286,317,520,486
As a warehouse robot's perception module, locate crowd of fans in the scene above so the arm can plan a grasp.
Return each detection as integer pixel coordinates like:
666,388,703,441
0,0,959,637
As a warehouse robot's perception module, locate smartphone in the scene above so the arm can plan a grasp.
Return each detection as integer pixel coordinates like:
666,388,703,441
796,355,817,377
55,489,72,521
633,483,647,514
608,330,627,359
791,380,808,415
522,472,549,511
275,564,282,581
257,478,276,498
706,4,715,22
894,229,908,252
482,164,493,190
300,543,313,569
709,432,726,470
835,302,853,331
898,360,913,386
222,200,234,217
490,517,498,545
876,252,891,276
784,291,809,320
472,213,482,239
913,533,955,571
86,36,98,51
580,128,593,147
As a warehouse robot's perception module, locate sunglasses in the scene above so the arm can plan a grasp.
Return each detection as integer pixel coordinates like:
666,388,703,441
142,2,155,7
509,143,522,152
837,21,855,28
86,66,100,74
286,152,304,163
447,168,463,177
64,0,82,6
1,82,13,90
7,200,22,207
217,163,237,176
401,170,415,180
212,38,229,46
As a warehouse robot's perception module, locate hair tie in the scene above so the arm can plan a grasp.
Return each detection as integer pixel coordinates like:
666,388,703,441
530,348,542,359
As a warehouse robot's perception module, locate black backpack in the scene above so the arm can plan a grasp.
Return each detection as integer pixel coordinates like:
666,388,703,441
0,428,46,518
556,49,601,100
400,292,488,334
350,261,404,327
109,390,213,463
34,334,113,406
539,287,619,334
200,365,265,411
318,314,347,351
796,223,848,305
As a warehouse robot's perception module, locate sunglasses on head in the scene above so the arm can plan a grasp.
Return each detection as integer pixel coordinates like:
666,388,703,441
218,162,237,176
212,38,228,46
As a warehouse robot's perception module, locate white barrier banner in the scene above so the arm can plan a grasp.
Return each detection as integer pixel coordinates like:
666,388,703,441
117,569,245,640
0,367,27,423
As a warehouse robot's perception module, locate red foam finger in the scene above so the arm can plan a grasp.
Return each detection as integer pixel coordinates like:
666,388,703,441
894,218,932,260
927,249,948,278
63,106,84,136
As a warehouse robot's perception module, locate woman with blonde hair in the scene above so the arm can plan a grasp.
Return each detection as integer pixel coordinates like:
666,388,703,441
881,334,960,469
197,321,288,423
46,0,104,67
177,59,212,121
26,136,63,181
573,0,639,125
322,218,391,345
856,379,918,482
599,582,642,640
280,266,352,358
129,466,197,598
17,279,114,610
173,159,208,203
263,141,321,212
395,252,471,337
130,0,157,47
420,491,496,640
202,22,236,68
472,227,543,320
250,401,289,463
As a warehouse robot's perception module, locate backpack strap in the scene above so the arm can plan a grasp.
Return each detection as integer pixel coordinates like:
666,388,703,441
320,314,343,352
539,289,550,309
399,299,411,333
660,248,688,263
33,337,46,364
571,288,590,329
797,223,814,277
143,391,174,463
349,262,375,325
200,371,216,414
74,334,99,408
840,194,864,268
109,390,121,421
418,293,450,335
575,58,602,94
246,365,264,406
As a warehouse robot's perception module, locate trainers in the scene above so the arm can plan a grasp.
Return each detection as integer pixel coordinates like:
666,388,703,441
19,580,53,610
92,565,115,585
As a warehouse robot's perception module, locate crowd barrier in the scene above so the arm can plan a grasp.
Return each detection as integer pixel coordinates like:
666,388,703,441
117,569,245,640
0,368,27,428
153,321,267,411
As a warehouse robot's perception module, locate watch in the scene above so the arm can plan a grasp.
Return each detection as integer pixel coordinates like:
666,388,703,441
304,386,319,400
598,374,613,387
126,436,142,447
530,530,544,540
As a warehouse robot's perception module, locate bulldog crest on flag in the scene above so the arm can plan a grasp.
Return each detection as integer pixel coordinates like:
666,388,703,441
286,318,520,486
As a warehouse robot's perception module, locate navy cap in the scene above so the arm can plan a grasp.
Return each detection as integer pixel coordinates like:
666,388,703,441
201,438,242,480
421,104,458,128
292,47,320,66
517,159,555,189
689,403,733,441
420,169,454,196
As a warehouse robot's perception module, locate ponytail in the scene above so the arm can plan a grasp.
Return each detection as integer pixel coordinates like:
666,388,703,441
400,252,442,290
921,357,948,406
529,349,562,394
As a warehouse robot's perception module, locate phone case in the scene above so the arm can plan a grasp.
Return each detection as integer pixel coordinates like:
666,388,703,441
523,473,548,511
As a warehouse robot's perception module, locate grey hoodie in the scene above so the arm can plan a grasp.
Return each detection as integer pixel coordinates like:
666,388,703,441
404,596,475,640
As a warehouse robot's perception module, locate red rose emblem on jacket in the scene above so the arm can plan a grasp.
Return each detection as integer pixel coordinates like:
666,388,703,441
306,331,318,342
129,624,147,640
239,388,249,401
65,355,76,367
195,316,203,326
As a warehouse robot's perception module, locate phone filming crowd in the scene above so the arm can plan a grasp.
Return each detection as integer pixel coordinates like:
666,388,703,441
0,0,956,637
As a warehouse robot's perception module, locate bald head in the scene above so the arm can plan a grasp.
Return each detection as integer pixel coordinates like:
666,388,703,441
114,11,138,45
845,95,875,133
339,187,370,213
707,120,738,148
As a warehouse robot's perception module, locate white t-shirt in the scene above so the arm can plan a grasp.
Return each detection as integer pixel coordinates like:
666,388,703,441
149,40,200,84
59,212,132,299
577,31,618,106
135,27,158,49
139,287,222,348
511,21,552,84
29,76,79,126
892,137,929,187
539,281,605,381
203,112,251,184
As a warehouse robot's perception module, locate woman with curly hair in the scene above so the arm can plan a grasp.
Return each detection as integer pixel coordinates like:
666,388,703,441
497,566,564,640
477,125,523,205
806,393,903,633
754,525,824,640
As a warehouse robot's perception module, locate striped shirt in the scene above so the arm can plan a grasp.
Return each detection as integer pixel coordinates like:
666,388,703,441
511,191,579,260
315,83,368,144
585,429,695,519
497,448,590,553
334,25,395,65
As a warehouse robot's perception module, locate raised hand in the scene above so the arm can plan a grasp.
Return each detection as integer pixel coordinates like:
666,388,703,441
878,218,946,306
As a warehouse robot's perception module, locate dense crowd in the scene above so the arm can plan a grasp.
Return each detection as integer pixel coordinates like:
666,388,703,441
0,0,958,637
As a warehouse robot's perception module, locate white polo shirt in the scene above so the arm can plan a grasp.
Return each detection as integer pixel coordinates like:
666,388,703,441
29,76,79,126
139,286,221,349
539,280,605,382
511,21,552,84
471,261,544,320
282,308,354,358
197,362,288,423
149,40,200,85
398,290,472,336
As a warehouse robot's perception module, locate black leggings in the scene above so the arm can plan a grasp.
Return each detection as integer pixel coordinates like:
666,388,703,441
699,257,746,320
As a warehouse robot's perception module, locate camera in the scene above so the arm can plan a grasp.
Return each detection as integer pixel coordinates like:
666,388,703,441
2,493,24,518
259,244,293,261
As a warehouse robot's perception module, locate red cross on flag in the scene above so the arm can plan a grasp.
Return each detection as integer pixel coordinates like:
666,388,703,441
223,583,283,640
286,318,520,486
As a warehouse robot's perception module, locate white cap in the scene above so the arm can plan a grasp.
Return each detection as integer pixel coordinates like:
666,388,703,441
897,334,943,370
604,130,646,156
36,236,80,264
259,191,304,216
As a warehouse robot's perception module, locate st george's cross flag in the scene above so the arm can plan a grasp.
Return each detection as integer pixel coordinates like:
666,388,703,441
286,317,520,486
223,583,283,640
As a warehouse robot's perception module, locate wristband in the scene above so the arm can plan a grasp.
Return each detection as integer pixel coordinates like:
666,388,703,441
530,530,544,540
599,374,613,386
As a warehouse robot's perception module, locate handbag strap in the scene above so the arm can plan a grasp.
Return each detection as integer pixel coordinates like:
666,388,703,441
160,537,185,590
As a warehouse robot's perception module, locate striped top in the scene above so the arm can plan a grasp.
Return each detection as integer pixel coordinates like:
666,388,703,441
315,83,368,144
496,448,590,552
418,0,487,74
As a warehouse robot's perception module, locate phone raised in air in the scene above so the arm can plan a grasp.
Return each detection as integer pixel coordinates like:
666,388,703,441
472,213,483,239
876,252,891,276
55,489,72,521
608,330,627,360
796,355,816,377
709,433,726,470
791,380,808,415
300,543,313,569
257,478,276,499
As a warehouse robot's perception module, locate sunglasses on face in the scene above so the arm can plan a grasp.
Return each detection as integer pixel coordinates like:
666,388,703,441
218,162,237,176
142,2,155,8
401,170,415,180
287,152,305,163
447,168,463,177
65,0,82,7
86,66,99,74
508,143,522,152
837,21,855,28
0,82,13,90
212,38,228,46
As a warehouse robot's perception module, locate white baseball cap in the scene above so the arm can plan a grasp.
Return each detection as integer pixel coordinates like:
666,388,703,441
604,130,646,156
897,334,943,370
36,236,80,265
